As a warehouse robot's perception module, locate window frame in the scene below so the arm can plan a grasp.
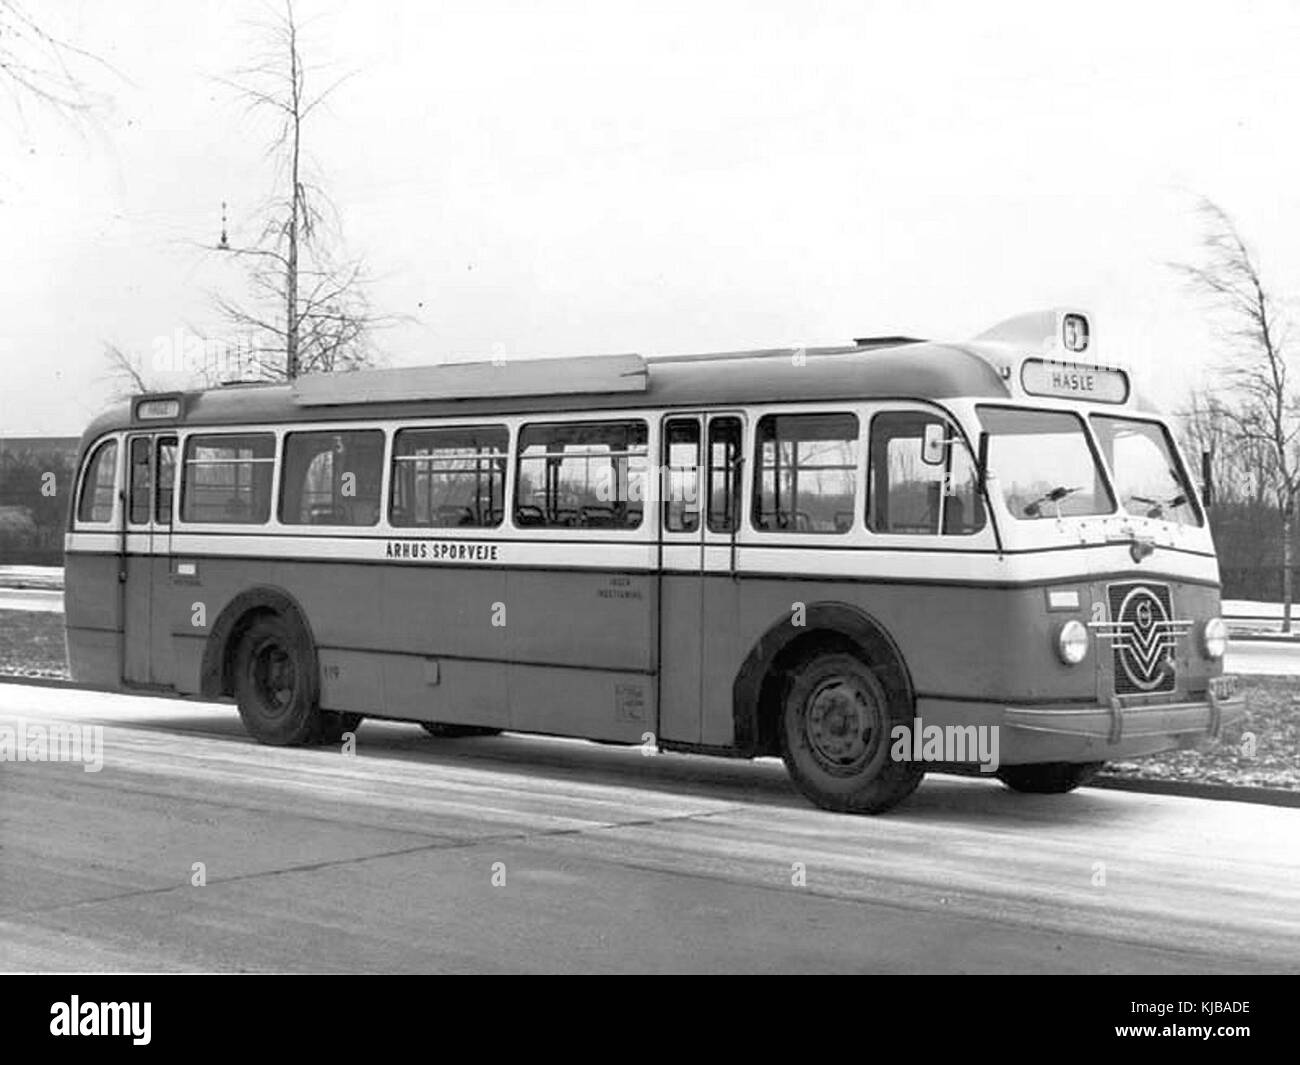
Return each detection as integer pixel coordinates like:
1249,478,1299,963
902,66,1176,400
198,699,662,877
865,409,987,538
661,416,702,534
706,414,744,535
975,403,1120,523
155,436,177,526
513,417,651,533
749,410,861,536
388,423,510,530
1088,412,1205,528
279,427,387,528
179,431,278,526
74,435,121,527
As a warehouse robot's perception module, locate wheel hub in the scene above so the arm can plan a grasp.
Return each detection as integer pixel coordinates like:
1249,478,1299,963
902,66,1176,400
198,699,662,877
805,677,876,770
253,642,295,716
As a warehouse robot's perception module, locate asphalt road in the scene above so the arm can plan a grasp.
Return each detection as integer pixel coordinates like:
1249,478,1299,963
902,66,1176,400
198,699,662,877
1,683,1296,973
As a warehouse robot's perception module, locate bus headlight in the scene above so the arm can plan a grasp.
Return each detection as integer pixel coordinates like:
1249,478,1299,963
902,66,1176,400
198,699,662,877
1201,617,1228,660
1056,620,1089,665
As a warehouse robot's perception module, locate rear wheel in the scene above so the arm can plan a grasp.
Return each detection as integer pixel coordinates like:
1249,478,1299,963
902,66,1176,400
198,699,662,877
233,614,324,746
779,651,923,814
420,722,503,738
996,761,1103,794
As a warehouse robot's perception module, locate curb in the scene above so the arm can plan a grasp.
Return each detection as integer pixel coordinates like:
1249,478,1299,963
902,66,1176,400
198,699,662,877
1088,775,1300,807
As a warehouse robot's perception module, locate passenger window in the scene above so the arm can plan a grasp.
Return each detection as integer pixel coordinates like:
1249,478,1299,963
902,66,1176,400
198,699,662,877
663,419,700,533
128,437,152,525
156,438,176,525
391,425,508,528
76,439,118,524
515,420,648,529
281,430,385,526
181,433,276,524
707,417,742,533
867,411,985,536
752,413,858,533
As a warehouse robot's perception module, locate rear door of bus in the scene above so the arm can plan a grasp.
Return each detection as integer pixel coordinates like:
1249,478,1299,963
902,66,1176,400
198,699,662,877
123,432,177,686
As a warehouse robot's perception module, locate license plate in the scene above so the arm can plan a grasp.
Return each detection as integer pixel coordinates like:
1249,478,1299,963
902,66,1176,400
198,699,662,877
1210,675,1238,701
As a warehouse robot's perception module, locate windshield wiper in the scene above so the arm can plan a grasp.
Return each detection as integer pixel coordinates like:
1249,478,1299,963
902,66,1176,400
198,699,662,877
1023,485,1081,517
1129,493,1188,519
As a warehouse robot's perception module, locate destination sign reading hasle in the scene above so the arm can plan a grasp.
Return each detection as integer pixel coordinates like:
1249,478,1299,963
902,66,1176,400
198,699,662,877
1020,357,1129,403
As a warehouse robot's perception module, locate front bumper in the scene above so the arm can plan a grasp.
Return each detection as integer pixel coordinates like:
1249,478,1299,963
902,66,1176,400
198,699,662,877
999,690,1246,764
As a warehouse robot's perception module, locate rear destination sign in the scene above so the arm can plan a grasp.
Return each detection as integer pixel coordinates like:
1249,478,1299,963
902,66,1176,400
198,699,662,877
1021,358,1129,403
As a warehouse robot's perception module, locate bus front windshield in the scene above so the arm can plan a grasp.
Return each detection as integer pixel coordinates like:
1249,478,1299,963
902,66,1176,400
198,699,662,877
1090,415,1201,527
978,407,1114,520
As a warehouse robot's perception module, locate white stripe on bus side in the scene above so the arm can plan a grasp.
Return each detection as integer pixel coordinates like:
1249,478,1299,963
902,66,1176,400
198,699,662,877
64,530,1219,585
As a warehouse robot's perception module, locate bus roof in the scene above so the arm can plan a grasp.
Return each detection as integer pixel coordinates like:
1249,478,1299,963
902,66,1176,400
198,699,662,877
80,335,1157,442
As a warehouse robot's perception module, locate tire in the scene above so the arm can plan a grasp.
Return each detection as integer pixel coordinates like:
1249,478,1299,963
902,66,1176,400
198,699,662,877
779,651,923,815
232,613,325,746
996,762,1103,794
420,722,503,739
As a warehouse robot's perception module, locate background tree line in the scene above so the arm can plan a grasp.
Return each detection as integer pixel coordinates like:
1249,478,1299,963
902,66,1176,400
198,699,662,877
1174,199,1300,627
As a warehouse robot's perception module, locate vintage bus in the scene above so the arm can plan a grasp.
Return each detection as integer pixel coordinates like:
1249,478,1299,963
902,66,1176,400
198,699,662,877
64,308,1242,813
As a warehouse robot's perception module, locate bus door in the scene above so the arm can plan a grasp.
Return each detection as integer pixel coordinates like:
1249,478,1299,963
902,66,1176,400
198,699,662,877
658,413,745,744
122,433,177,686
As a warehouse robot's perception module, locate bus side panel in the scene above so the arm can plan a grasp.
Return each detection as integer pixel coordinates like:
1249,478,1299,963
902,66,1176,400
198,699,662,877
507,663,655,742
165,557,404,702
504,571,655,671
658,573,703,744
377,563,509,661
64,551,122,688
704,578,1101,745
504,569,657,739
699,575,744,748
317,648,509,728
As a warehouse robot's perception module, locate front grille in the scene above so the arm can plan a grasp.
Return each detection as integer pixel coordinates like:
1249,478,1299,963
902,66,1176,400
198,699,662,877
1092,582,1190,695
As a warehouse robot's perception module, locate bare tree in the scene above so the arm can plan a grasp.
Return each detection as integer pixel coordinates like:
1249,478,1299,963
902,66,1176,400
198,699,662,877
0,1,110,120
213,0,393,381
102,343,149,398
1172,198,1299,629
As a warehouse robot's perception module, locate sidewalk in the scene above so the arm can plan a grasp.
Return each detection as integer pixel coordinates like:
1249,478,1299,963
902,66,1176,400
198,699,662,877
0,565,64,590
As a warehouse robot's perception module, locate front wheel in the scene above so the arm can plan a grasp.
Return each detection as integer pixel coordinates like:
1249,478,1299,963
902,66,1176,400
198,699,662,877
779,651,923,815
996,762,1103,794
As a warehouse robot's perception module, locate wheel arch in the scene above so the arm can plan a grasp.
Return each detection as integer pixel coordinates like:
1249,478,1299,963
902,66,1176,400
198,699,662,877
199,585,319,700
732,601,915,756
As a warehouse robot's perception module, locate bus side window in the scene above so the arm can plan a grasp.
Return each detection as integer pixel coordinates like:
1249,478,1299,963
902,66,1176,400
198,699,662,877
390,425,508,529
867,412,984,536
128,437,152,525
76,439,118,524
181,433,276,524
515,420,648,530
281,430,385,526
156,437,177,525
752,413,858,534
707,417,742,533
662,418,700,533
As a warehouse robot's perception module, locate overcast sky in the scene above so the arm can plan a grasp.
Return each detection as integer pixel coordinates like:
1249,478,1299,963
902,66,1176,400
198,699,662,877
2,0,1299,435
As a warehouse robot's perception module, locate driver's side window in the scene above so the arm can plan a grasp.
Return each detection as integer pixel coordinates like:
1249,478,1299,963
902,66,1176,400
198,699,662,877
867,411,984,536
